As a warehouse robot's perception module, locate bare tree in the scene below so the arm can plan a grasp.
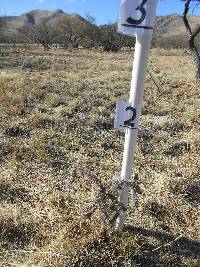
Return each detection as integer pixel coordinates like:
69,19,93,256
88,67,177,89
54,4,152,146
22,19,54,51
99,24,122,52
83,14,100,48
0,16,6,43
56,15,87,48
182,0,200,79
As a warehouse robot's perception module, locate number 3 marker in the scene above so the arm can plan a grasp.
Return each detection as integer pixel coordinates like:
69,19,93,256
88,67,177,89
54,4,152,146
127,0,147,26
118,0,158,36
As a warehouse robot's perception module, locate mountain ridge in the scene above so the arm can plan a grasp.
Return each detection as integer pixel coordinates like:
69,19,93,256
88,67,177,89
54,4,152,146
2,9,86,35
1,9,200,37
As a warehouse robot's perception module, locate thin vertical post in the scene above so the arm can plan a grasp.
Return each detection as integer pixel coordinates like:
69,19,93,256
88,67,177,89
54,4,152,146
116,34,153,229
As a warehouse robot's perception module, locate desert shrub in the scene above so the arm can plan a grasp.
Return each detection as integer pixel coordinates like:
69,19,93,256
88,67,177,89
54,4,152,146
153,34,188,49
22,57,51,70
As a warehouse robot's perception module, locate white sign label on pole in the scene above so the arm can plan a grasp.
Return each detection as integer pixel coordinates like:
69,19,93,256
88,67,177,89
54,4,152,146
114,101,139,131
118,0,158,36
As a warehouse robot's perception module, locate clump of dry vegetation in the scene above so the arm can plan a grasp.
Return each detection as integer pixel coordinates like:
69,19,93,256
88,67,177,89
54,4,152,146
0,46,199,266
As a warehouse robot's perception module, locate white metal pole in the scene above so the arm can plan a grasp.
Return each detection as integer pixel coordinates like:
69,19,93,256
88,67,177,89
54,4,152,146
116,33,153,229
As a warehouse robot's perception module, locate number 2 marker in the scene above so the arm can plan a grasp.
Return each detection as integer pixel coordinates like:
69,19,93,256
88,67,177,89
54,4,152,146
116,0,158,229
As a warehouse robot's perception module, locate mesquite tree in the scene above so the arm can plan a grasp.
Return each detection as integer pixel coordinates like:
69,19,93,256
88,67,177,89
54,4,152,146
0,16,6,42
21,19,54,51
56,16,87,48
182,0,200,79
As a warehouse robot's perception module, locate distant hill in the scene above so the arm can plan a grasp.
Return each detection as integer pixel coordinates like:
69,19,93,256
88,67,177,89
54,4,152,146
1,9,200,39
2,9,87,35
155,14,200,36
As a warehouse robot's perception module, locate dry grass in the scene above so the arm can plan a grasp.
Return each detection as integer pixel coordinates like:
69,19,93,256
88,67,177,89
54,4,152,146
0,46,199,266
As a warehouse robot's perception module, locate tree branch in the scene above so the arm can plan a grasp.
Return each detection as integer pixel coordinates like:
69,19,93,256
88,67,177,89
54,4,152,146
182,0,200,79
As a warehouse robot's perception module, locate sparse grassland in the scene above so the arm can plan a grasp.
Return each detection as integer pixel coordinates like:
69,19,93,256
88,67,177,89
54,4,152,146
0,46,199,266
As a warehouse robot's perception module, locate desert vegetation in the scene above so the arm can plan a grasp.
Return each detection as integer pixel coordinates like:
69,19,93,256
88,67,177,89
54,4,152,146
0,1,200,265
0,10,134,52
0,45,199,266
1,8,200,51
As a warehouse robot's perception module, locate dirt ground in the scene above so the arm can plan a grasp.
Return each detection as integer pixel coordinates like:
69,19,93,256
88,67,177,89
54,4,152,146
0,46,199,266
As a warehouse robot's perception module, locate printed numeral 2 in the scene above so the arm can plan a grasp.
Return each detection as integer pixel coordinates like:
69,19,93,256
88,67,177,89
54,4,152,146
124,106,137,128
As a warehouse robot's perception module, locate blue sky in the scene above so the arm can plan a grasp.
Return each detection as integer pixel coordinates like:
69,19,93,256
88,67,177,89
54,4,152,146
0,0,193,25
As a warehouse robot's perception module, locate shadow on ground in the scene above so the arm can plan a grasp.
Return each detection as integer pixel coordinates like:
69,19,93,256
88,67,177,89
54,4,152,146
123,225,200,266
0,184,31,203
72,225,200,267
